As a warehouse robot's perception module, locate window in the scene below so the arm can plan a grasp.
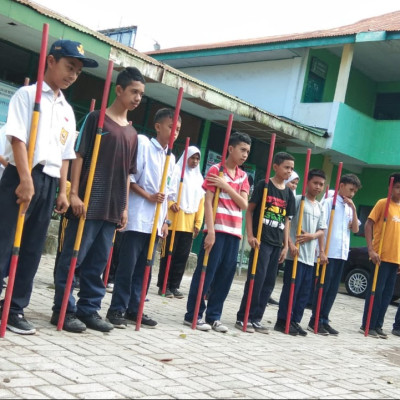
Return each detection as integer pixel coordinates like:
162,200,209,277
374,93,400,120
303,57,328,103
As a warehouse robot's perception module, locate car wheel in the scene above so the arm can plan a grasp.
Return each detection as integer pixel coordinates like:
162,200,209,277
345,268,369,298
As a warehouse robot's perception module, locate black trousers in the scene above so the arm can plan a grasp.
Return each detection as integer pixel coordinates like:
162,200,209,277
0,164,58,314
157,230,193,290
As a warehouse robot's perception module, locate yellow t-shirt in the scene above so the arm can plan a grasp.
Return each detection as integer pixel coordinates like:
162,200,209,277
167,197,205,233
369,198,400,264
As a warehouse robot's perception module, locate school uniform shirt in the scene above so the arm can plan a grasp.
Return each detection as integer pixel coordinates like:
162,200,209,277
286,195,326,266
126,135,175,235
202,163,250,239
369,199,400,265
3,82,76,178
321,195,354,260
251,179,295,247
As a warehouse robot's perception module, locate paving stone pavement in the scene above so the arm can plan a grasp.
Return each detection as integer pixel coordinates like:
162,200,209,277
1,253,400,399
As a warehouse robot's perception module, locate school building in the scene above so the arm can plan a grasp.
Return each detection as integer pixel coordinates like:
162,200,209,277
1,0,399,250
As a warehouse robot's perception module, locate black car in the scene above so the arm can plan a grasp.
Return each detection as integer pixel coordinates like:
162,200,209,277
342,247,400,300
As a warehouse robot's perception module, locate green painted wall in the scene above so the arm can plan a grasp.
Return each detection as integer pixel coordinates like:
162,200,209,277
346,68,376,116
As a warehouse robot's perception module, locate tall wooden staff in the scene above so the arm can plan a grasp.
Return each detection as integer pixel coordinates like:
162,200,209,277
191,114,233,330
364,177,394,336
161,137,190,295
242,133,276,331
57,61,114,331
135,87,184,330
0,23,49,338
285,149,312,334
313,162,343,334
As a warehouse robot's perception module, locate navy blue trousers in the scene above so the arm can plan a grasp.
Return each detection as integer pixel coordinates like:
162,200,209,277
0,164,57,314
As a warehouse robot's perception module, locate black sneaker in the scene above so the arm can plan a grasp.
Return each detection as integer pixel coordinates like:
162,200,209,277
125,311,158,328
274,319,298,336
77,312,113,332
359,326,379,338
392,328,400,337
106,309,127,329
171,288,184,299
50,311,86,333
5,313,36,335
307,323,329,336
376,327,388,339
291,321,307,336
268,297,279,306
323,323,339,336
158,288,173,298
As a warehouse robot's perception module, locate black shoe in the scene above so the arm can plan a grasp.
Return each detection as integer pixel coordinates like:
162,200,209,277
106,309,127,329
158,288,173,298
125,311,158,328
268,297,279,306
307,323,329,336
375,327,388,339
50,311,86,333
77,312,113,332
392,328,400,337
274,319,298,336
323,323,339,336
74,276,80,290
291,321,307,336
359,326,379,338
170,288,184,299
4,313,36,335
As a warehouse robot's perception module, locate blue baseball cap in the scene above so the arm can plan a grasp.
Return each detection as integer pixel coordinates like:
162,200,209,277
48,40,98,68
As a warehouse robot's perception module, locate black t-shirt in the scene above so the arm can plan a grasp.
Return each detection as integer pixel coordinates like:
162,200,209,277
251,179,295,247
67,111,138,223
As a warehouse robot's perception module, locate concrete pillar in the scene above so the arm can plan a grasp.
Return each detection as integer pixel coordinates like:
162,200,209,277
333,43,354,103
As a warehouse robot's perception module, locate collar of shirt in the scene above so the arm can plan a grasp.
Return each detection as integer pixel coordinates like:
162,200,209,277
151,137,167,154
42,82,67,105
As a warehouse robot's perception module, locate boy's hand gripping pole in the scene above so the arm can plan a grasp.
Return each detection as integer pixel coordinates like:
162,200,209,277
242,134,276,332
135,87,184,331
364,177,394,337
0,23,49,338
57,61,114,331
161,137,190,296
191,114,233,330
284,149,311,334
313,162,343,334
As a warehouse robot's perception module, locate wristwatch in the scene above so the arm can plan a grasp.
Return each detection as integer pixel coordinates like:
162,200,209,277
164,219,172,227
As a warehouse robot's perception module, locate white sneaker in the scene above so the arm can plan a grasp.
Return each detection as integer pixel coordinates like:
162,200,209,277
212,320,228,333
106,283,114,293
183,318,211,331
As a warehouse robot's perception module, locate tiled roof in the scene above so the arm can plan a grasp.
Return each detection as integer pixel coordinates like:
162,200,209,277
147,10,400,55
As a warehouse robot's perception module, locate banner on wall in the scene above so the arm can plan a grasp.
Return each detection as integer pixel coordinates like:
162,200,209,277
0,81,18,127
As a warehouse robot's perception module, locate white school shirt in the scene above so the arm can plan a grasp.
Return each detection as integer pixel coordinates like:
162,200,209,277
3,82,76,178
126,135,175,235
321,195,354,260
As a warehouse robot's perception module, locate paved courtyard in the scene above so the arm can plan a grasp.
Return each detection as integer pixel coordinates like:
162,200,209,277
1,253,400,399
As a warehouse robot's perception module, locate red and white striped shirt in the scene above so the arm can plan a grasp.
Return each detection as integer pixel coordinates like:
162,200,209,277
203,163,250,238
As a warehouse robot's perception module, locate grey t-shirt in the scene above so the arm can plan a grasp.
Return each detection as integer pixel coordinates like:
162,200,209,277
286,195,327,266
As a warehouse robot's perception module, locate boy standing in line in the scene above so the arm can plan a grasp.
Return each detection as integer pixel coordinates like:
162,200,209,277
274,169,327,336
184,132,251,333
236,152,295,333
52,67,145,333
308,173,361,335
360,173,400,338
0,40,98,335
106,108,180,329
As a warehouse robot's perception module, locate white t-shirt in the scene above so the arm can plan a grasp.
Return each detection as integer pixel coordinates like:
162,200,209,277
3,82,76,178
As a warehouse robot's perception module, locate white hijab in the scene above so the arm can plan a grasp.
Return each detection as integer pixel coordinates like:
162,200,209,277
284,171,300,195
169,146,204,213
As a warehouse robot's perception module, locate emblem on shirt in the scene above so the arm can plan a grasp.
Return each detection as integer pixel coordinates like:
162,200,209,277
60,128,68,145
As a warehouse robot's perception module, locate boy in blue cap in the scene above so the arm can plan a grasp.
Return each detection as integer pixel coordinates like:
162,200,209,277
0,40,98,335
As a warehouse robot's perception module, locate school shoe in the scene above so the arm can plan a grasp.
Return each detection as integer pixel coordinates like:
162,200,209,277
158,288,174,298
268,297,279,306
359,326,379,338
171,288,184,299
183,318,211,331
307,323,329,336
291,322,307,336
375,327,388,339
235,320,255,333
77,312,113,332
50,311,86,333
105,283,114,293
392,329,400,337
323,323,339,336
125,311,158,328
211,320,229,333
274,319,298,336
252,321,270,334
4,313,36,335
106,310,127,329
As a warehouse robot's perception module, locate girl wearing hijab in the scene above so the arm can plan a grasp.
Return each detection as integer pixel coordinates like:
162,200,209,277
157,146,205,299
284,171,300,195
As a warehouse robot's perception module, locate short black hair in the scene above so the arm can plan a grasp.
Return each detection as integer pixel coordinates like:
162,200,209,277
389,172,400,186
340,173,362,189
273,152,295,165
229,131,251,147
116,67,145,89
154,108,181,124
308,169,326,181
